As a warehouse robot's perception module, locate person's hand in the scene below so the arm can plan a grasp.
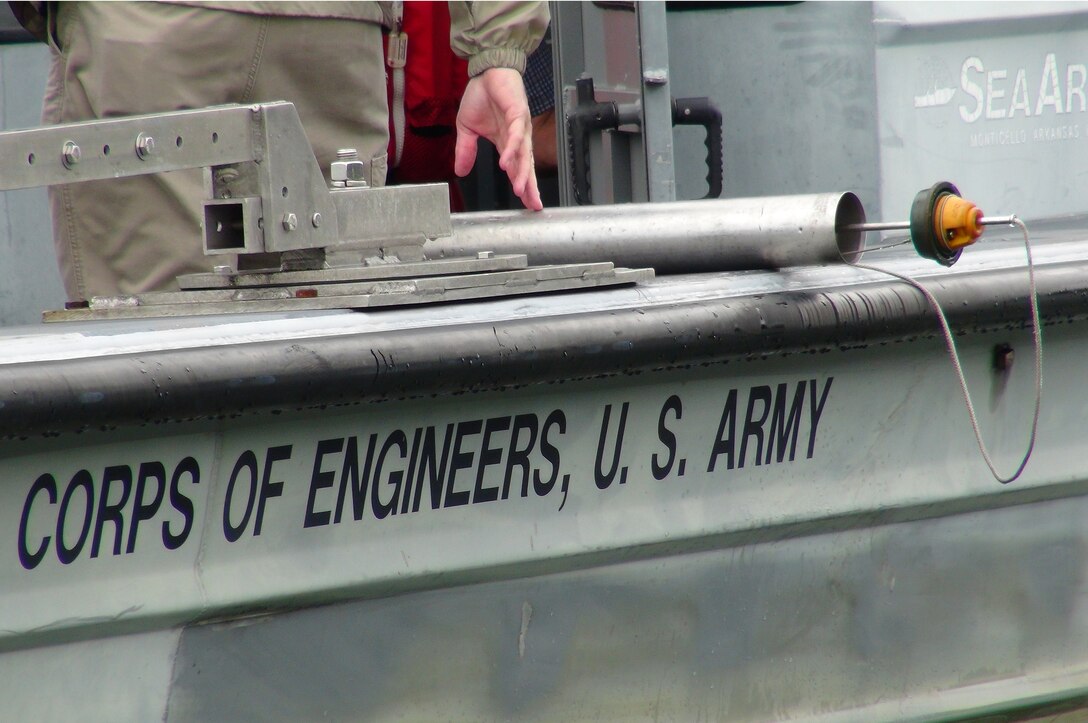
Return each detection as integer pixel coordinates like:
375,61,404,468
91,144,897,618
454,67,543,211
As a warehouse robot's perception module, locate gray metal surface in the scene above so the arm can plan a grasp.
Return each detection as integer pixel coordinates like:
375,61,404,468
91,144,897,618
46,264,651,321
1,249,1086,719
0,222,1066,439
667,2,880,214
0,220,1085,720
873,2,1088,223
4,5,1088,721
666,2,1088,224
159,494,1088,721
434,192,865,273
0,42,64,326
328,182,449,249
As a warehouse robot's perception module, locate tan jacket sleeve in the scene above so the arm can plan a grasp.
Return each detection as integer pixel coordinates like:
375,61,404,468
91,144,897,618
448,1,550,78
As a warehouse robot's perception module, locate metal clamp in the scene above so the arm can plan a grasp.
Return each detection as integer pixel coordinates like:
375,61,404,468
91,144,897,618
0,102,451,266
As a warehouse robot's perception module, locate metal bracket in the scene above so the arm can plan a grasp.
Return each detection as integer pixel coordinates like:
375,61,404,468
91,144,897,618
0,101,652,321
0,101,452,261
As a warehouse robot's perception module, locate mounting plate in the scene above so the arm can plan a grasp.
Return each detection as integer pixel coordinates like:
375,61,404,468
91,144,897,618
45,256,653,321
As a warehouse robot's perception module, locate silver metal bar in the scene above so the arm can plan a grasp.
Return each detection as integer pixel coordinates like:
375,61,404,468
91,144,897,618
178,254,527,290
637,1,676,203
433,193,866,273
551,1,583,208
0,103,258,190
0,102,343,253
846,215,1018,233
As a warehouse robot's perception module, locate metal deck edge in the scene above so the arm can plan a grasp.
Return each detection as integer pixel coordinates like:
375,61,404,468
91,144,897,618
0,260,1085,438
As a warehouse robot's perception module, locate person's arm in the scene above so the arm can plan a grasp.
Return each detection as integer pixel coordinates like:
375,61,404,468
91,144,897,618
449,1,550,211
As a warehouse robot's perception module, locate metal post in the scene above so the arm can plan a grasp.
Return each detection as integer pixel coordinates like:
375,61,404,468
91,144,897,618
637,1,676,203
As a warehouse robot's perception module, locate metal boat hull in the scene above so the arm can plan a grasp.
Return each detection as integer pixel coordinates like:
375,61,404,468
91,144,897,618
2,232,1085,720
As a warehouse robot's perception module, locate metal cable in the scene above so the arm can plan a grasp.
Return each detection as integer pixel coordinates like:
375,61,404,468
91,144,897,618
841,237,912,256
854,217,1042,484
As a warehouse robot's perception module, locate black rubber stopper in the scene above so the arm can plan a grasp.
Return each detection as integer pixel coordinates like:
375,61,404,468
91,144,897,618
910,181,962,266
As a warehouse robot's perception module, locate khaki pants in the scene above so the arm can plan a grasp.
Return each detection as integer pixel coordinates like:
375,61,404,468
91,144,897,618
44,3,389,300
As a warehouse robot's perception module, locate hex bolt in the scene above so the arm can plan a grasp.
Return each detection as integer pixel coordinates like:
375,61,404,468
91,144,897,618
61,141,81,169
643,69,668,86
135,132,156,160
477,250,495,259
282,212,298,232
331,148,368,188
213,265,234,275
311,212,322,228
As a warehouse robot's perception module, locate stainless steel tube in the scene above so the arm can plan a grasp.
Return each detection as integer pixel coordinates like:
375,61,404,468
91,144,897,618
430,193,866,273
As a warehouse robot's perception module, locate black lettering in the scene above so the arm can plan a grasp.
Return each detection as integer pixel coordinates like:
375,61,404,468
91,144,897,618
413,425,453,512
652,395,682,480
445,419,481,508
254,445,291,536
57,470,94,565
335,435,377,523
127,462,166,554
90,465,133,558
474,416,510,504
223,451,258,542
807,377,834,458
400,428,423,515
739,386,772,467
766,382,806,464
708,389,738,472
503,414,538,499
373,431,408,519
594,402,629,489
535,409,566,497
305,438,343,528
163,457,200,550
18,473,56,570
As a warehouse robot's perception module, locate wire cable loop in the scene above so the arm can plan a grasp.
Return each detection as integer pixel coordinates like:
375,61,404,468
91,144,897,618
854,216,1041,484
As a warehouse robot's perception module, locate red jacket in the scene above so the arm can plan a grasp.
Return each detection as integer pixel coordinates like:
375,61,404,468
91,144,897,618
385,2,470,210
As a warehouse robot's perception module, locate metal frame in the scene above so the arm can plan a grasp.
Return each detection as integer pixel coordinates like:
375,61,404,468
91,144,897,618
553,1,676,205
0,102,652,319
0,102,452,258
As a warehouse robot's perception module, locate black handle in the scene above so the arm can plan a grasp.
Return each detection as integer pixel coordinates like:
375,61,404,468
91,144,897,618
567,81,723,204
672,97,723,199
567,78,619,205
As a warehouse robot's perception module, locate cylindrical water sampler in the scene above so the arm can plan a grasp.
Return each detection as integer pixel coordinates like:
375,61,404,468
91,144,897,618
430,193,867,273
